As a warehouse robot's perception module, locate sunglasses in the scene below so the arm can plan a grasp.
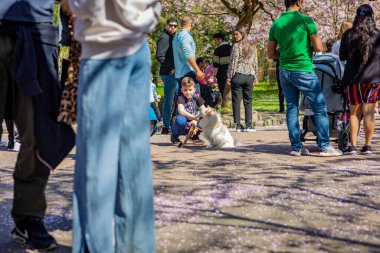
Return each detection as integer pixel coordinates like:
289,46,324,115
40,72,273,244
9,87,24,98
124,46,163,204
169,24,178,28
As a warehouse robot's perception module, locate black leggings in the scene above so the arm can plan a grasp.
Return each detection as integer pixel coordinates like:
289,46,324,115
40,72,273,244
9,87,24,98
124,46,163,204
231,73,253,125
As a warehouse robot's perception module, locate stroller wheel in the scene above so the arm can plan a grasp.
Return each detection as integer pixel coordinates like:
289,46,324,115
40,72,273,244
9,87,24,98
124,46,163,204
338,129,350,152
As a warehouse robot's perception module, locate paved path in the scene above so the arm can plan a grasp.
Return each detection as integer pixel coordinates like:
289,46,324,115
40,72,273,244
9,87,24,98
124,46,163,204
0,121,380,252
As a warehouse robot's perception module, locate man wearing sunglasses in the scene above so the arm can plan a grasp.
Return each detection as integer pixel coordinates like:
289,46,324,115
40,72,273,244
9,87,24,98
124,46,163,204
156,17,178,135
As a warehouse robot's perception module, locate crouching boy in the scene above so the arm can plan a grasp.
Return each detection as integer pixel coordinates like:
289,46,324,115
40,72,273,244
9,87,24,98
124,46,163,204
171,77,206,144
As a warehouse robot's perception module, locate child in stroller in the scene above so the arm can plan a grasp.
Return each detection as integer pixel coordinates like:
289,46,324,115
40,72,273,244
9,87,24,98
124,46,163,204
300,53,350,152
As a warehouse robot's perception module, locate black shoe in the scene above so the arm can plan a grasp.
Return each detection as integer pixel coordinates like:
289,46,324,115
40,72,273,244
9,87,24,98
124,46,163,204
360,145,372,155
7,140,14,150
171,134,180,144
12,216,57,251
161,127,171,135
236,124,245,132
344,145,357,155
245,124,257,132
189,135,204,145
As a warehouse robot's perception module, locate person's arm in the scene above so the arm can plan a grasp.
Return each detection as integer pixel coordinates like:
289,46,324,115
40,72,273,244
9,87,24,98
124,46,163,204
178,104,197,120
267,41,279,59
156,34,168,64
226,44,238,84
310,34,323,52
212,49,220,78
339,31,350,61
252,44,259,84
180,34,204,80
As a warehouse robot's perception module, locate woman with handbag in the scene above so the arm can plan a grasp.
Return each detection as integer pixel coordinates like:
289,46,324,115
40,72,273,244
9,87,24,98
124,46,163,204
227,26,258,132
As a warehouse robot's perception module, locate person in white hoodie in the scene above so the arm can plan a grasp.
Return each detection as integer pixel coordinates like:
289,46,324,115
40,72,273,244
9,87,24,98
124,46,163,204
62,1,161,252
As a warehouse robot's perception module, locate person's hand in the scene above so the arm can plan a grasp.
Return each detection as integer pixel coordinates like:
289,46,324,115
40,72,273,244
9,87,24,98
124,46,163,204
226,78,231,86
190,120,198,126
196,70,205,81
61,0,71,15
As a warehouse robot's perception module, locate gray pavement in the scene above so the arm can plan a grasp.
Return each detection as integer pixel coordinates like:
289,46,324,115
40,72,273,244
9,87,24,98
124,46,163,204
0,120,380,252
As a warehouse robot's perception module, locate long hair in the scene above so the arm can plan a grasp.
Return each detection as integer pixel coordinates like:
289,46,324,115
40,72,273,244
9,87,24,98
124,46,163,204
234,27,253,59
348,4,376,63
337,21,352,40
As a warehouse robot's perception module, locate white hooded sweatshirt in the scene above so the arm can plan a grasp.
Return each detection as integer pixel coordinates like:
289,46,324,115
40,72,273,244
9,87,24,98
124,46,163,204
69,0,161,59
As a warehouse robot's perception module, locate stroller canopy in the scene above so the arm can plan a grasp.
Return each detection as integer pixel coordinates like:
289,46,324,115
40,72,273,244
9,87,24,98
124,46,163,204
301,53,346,113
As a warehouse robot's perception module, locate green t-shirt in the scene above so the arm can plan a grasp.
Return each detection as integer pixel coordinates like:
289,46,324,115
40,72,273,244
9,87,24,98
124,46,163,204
268,11,318,72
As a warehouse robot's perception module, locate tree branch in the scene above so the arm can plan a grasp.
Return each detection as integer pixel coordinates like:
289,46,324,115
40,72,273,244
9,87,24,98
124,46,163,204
220,0,239,15
258,1,275,22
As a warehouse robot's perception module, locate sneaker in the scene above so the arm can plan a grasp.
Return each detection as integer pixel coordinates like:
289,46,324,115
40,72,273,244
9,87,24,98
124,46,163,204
290,147,310,156
360,145,372,155
0,141,6,147
344,145,357,155
319,146,343,157
161,127,171,135
170,134,180,144
11,216,57,251
189,135,204,145
236,124,245,132
245,124,257,132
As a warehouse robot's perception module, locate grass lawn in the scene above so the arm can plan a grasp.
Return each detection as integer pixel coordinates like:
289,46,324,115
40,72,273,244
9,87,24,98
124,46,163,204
253,82,281,112
156,81,282,113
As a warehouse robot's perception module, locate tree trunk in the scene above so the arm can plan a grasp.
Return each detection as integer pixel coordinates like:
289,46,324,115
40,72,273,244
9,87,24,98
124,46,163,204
222,84,232,107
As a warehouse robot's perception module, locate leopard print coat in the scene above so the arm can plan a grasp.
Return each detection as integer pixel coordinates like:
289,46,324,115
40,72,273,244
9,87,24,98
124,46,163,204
58,23,81,125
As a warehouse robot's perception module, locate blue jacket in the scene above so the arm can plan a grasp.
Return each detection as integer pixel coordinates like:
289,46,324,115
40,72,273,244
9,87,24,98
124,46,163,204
0,0,54,23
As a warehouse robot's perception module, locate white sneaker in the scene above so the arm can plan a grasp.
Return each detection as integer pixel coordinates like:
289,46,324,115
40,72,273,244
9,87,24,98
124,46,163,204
320,146,343,157
12,142,21,152
290,147,310,156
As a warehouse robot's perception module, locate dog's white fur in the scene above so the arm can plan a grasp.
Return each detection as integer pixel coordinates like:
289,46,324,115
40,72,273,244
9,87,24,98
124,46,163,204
199,108,238,148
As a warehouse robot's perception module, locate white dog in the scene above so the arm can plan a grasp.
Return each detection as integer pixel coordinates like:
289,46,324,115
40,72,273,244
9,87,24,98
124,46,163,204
199,108,239,148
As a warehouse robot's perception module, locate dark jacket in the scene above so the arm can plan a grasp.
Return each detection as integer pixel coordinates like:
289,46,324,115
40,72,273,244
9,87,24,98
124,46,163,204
0,23,75,169
213,42,232,78
340,28,380,86
156,29,175,75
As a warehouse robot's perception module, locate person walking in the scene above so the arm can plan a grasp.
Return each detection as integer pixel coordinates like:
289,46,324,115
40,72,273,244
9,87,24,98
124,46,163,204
62,0,161,252
212,32,232,98
156,17,178,135
267,0,342,156
227,27,258,132
340,4,380,155
172,16,204,94
0,0,75,250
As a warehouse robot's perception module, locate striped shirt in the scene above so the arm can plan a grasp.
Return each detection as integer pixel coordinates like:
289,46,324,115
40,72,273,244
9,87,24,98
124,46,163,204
173,29,196,78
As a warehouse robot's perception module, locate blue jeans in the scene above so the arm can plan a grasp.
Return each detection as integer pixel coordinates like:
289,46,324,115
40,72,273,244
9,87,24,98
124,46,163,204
73,42,155,253
160,74,178,128
279,70,330,150
171,115,190,135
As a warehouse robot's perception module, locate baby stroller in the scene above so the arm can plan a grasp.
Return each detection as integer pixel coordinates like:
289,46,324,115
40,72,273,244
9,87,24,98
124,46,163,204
300,53,350,152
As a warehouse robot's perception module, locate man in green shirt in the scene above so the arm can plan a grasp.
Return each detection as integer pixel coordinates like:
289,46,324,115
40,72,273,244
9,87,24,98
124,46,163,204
267,0,342,157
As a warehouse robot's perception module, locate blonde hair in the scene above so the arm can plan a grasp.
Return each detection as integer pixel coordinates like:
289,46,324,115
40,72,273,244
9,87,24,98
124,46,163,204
181,77,195,88
337,21,353,40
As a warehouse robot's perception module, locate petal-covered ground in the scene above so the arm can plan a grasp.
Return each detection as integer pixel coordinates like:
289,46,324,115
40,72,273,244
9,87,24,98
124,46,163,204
0,121,379,252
